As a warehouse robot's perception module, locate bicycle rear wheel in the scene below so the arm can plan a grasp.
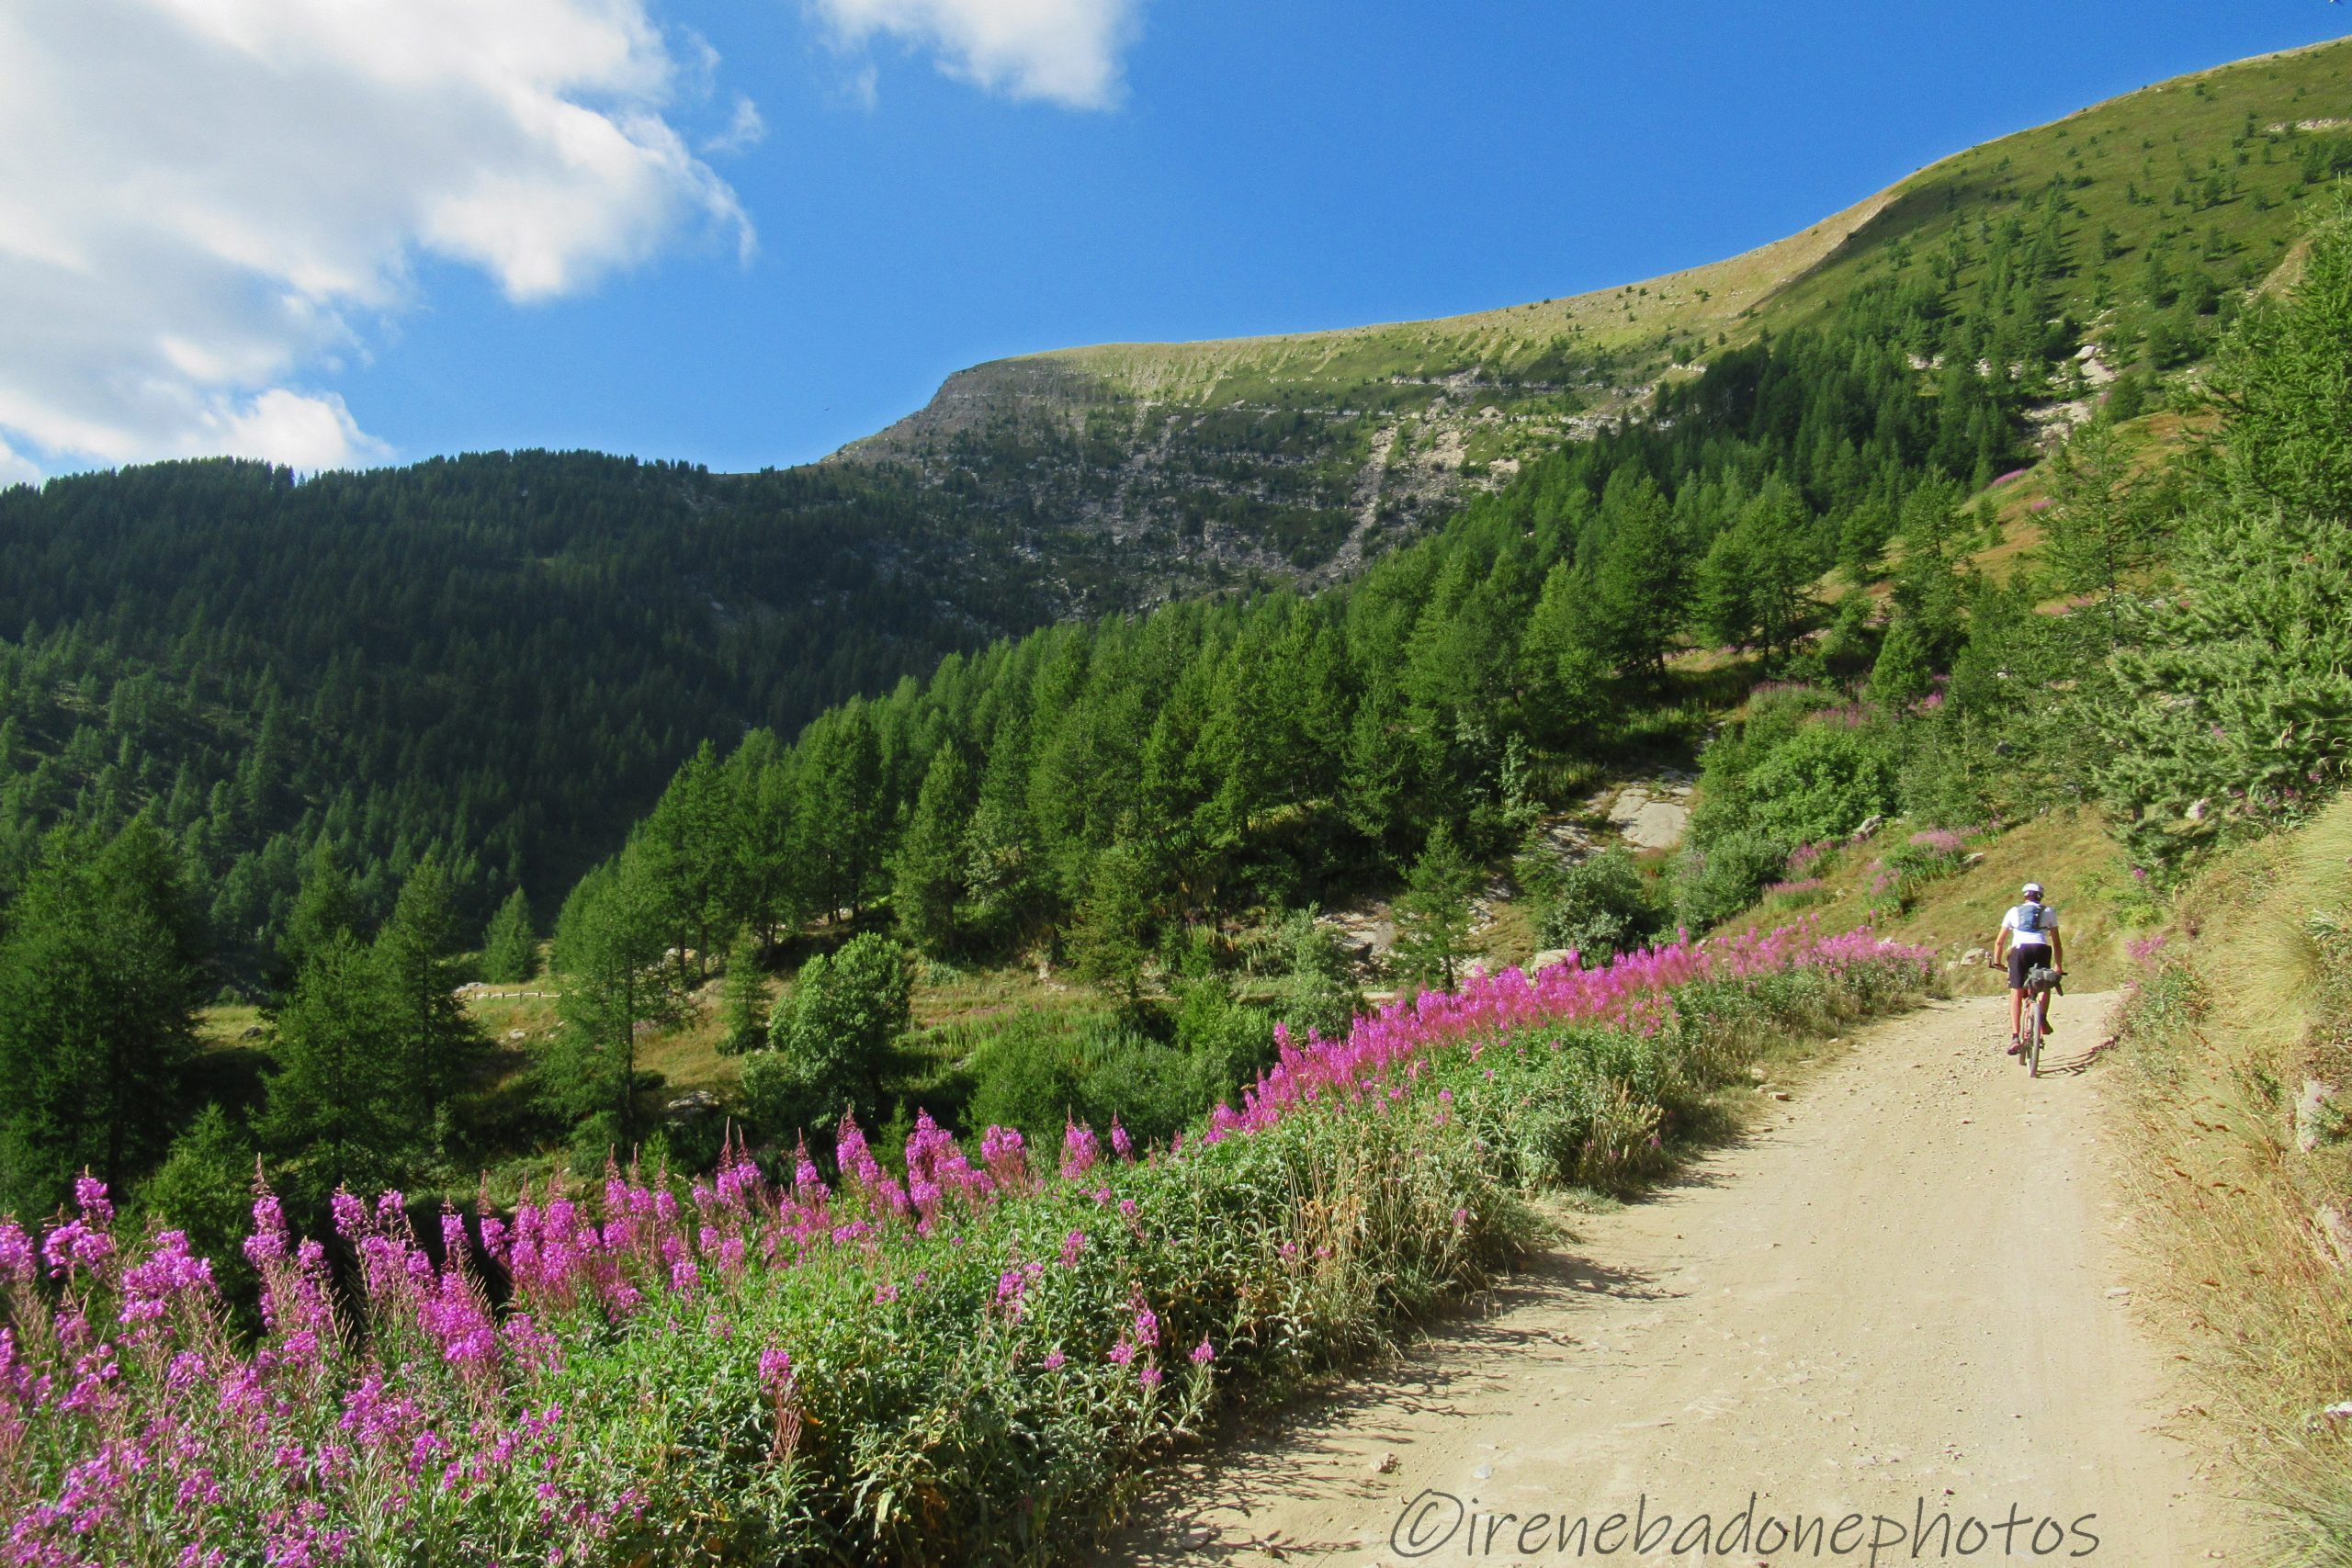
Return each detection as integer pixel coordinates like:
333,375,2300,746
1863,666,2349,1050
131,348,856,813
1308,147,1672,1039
2026,1005,2042,1077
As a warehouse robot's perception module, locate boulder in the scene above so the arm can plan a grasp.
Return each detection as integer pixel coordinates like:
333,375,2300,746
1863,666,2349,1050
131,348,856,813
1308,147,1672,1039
664,1089,724,1123
1849,815,1886,842
2297,1078,2340,1154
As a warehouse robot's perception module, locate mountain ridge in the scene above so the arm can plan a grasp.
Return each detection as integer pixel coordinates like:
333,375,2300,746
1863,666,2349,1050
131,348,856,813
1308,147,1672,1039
830,35,2352,591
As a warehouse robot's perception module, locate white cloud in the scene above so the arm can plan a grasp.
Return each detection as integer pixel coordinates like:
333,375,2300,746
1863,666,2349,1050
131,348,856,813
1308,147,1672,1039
0,436,40,491
704,95,770,155
810,0,1139,110
0,0,754,475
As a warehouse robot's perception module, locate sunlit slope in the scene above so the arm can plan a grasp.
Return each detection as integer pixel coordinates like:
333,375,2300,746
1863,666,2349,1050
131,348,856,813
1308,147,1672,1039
839,37,2352,591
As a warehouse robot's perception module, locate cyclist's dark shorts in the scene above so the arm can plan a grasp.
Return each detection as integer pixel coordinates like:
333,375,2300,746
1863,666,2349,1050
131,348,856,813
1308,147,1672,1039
2007,946,2054,988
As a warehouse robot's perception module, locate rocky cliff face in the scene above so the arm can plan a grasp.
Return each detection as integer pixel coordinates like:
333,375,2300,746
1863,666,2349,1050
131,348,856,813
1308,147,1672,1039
822,188,1898,607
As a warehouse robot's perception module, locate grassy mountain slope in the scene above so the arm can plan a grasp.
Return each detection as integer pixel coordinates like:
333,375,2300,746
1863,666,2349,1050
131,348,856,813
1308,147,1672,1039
841,37,2352,588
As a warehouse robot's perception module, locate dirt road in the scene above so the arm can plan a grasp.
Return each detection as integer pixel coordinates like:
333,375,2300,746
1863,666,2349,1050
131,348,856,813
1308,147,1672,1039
1099,993,2254,1567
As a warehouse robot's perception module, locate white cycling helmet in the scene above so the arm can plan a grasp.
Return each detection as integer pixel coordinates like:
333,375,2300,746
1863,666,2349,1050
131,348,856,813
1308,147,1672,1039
2021,882,2043,897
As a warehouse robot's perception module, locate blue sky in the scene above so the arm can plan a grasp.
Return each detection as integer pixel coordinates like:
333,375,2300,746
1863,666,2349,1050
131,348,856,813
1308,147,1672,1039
4,2,2346,480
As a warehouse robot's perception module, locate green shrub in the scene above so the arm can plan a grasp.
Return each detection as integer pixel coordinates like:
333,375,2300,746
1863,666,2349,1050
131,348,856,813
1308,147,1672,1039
1673,829,1791,931
1739,723,1899,846
753,934,913,1137
1529,846,1665,962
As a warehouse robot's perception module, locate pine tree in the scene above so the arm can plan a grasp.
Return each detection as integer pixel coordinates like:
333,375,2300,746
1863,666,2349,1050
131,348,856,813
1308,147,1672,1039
141,1105,256,1277
1391,822,1480,992
278,843,359,989
2041,421,2158,647
0,819,202,1218
717,926,769,1055
1579,468,1691,681
2099,202,2352,853
546,847,681,1145
637,740,729,981
255,933,409,1204
1520,563,1611,745
1867,615,1936,707
1069,840,1156,1007
892,745,972,956
373,858,483,1138
481,886,538,984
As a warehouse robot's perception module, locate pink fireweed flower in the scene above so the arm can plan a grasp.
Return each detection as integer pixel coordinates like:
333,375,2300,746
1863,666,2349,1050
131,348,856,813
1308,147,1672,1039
0,1219,33,1288
980,1124,1029,1191
119,1230,215,1325
1110,1118,1134,1162
1042,1348,1067,1371
243,1191,290,1268
1191,1337,1215,1366
1059,1229,1085,1267
996,1268,1025,1308
1131,1301,1159,1349
1059,1121,1099,1180
73,1175,113,1224
1108,1338,1136,1367
758,1346,793,1395
792,1143,831,1206
1139,1366,1163,1391
42,1218,113,1282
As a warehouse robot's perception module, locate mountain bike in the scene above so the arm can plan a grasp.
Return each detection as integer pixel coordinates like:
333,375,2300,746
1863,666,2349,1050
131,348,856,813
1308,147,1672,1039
2020,964,2062,1078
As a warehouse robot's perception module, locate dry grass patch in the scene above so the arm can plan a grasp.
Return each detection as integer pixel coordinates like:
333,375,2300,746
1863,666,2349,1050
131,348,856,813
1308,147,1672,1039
2111,797,2352,1563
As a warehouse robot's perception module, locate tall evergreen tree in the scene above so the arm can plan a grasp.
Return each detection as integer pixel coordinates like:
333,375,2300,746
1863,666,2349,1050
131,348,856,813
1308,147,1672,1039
1578,468,1691,680
1391,822,1479,992
373,859,483,1139
277,843,359,988
255,933,409,1204
2041,421,2159,647
717,926,769,1056
0,819,202,1218
481,886,538,984
893,745,973,956
2101,203,2352,852
1069,840,1156,1007
546,847,681,1145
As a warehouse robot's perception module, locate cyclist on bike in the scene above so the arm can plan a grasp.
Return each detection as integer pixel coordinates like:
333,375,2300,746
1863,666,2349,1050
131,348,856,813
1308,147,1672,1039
1992,881,2064,1055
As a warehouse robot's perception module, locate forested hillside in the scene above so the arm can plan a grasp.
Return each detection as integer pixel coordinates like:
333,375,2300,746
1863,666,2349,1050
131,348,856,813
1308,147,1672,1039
0,452,1058,977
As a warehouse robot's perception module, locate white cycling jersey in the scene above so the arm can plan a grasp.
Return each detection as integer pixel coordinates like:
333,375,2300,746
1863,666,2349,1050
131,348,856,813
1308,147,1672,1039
2002,903,2057,948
